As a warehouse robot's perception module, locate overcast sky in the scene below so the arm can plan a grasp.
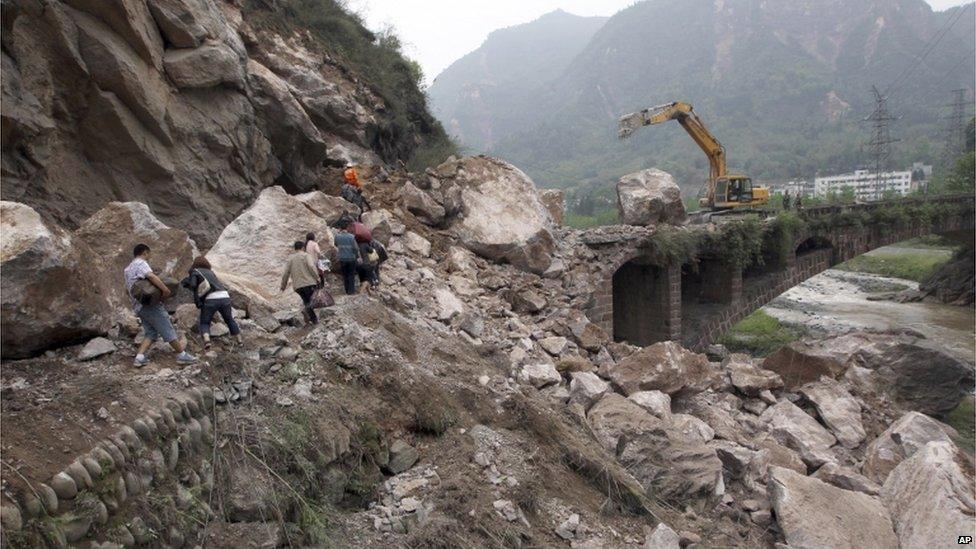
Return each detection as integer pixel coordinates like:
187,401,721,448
346,0,971,86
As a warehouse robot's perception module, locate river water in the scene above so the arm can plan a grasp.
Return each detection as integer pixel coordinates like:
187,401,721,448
763,268,975,363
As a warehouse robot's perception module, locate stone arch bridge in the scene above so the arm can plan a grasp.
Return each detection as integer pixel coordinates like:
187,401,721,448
579,195,975,351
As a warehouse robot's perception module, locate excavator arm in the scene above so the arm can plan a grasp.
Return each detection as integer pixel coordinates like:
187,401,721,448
618,102,727,204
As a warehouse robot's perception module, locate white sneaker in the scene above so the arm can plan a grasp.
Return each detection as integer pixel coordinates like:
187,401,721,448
133,356,150,368
176,352,198,365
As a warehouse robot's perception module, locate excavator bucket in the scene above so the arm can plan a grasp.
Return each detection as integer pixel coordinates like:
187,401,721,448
618,111,646,139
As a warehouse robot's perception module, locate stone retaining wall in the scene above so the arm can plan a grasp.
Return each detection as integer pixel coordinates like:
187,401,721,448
1,388,217,547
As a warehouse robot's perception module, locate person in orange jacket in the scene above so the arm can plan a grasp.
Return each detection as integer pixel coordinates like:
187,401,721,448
340,167,371,219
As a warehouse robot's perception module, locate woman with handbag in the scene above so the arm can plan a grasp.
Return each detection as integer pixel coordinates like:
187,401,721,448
183,256,243,347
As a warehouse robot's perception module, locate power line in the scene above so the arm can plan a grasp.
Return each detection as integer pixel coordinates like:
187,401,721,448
864,86,900,198
932,47,976,89
942,88,969,164
885,3,970,96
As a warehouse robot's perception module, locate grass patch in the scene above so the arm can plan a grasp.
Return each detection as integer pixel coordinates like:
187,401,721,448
835,251,952,282
564,208,619,229
945,395,975,455
718,310,804,356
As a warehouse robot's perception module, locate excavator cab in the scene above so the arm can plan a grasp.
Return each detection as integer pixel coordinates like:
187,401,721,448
701,175,767,210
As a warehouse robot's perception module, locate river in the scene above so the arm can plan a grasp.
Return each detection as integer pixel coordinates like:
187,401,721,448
763,262,975,363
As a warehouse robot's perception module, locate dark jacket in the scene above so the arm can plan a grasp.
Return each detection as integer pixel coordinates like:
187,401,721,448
335,232,359,262
181,268,227,308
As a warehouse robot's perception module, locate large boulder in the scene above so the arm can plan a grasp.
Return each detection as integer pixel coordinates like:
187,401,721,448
862,411,955,484
74,202,197,320
798,378,866,449
918,246,974,305
208,187,335,310
768,467,898,549
600,341,712,396
586,393,664,454
1,202,111,358
761,335,865,388
398,182,445,226
294,191,358,226
619,428,724,501
766,333,974,415
881,441,975,549
724,354,783,396
854,336,975,416
760,400,836,467
435,156,555,274
616,169,686,226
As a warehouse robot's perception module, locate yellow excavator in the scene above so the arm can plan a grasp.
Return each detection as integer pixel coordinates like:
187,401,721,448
618,101,769,211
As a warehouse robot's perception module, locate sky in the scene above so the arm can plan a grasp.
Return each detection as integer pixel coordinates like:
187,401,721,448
347,0,972,86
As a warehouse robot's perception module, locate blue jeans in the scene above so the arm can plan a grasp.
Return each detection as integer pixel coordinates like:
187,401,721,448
138,303,178,343
199,297,240,336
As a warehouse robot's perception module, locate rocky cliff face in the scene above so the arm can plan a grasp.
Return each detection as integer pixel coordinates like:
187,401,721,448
1,0,450,246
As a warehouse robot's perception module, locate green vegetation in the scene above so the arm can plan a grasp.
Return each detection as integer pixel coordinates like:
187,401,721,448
945,395,975,455
243,0,456,168
718,310,805,356
930,117,975,195
564,209,619,229
836,249,953,282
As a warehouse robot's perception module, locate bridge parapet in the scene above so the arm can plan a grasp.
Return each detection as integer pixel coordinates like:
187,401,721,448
582,194,975,351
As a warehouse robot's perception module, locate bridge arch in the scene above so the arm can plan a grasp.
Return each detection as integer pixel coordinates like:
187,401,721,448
584,196,974,351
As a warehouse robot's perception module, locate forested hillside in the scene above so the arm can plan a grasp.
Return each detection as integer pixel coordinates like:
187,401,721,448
430,0,976,218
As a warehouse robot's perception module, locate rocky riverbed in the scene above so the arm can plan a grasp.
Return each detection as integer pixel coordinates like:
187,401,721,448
764,268,975,362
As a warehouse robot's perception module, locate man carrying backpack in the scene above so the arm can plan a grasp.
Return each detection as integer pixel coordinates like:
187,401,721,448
124,243,198,367
280,241,321,324
340,167,371,219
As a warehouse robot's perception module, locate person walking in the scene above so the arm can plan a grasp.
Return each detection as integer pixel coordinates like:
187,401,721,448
334,223,360,295
340,167,371,219
357,239,380,293
371,239,388,284
280,241,321,324
182,256,242,347
305,232,328,285
782,190,791,211
795,193,803,210
124,243,198,367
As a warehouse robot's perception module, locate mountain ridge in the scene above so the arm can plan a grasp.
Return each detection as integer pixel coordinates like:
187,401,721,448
430,0,975,213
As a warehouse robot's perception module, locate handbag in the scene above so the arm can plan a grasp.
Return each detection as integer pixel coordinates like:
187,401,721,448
194,270,212,299
310,287,335,309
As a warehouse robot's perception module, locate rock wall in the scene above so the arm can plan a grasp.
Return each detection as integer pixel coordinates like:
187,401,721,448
0,0,442,246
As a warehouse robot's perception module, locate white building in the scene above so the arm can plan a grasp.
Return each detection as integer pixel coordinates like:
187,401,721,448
813,169,913,201
776,180,815,197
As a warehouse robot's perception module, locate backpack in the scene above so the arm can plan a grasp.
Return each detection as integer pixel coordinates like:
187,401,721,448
350,221,372,243
374,242,388,263
194,270,212,299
